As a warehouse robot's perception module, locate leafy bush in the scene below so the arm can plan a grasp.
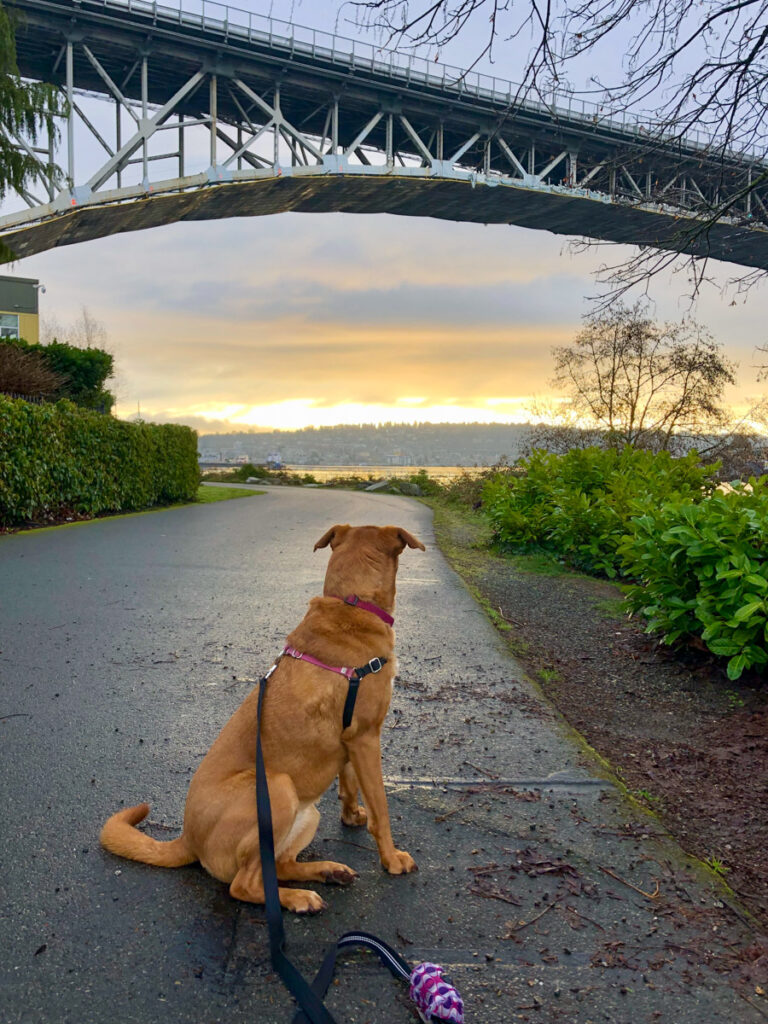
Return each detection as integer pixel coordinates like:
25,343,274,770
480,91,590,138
436,463,518,508
484,447,716,577
619,481,768,679
202,462,268,482
0,396,199,525
407,468,443,496
1,337,115,411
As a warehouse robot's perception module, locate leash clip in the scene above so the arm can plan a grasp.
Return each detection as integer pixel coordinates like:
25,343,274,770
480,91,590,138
263,656,282,680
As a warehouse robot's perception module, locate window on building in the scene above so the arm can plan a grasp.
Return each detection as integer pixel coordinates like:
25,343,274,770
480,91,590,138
0,313,20,339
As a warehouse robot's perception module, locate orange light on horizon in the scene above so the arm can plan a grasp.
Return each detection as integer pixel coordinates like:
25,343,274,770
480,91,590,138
121,397,548,430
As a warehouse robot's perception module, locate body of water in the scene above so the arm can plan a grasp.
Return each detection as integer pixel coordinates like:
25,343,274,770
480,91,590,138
284,465,483,483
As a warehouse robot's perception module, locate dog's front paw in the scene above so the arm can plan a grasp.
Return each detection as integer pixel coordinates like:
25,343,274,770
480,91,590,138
382,849,417,875
341,805,368,827
282,889,328,915
321,862,359,886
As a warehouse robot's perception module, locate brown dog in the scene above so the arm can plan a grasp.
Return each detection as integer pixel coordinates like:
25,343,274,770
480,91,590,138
100,523,424,913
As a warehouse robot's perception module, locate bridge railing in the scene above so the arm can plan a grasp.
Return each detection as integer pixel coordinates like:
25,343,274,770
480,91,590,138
75,0,762,167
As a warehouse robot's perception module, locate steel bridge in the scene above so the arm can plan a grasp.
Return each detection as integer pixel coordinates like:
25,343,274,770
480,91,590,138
3,0,768,266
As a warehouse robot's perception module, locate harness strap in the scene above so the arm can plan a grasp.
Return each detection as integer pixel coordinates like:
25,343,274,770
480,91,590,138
342,657,385,729
282,646,387,730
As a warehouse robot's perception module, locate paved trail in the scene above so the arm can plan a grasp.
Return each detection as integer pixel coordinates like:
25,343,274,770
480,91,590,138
0,488,763,1024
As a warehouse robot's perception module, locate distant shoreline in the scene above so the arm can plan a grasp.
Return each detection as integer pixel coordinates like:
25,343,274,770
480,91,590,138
285,465,482,482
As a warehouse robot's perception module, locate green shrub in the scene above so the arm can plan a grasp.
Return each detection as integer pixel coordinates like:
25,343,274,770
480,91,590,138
2,337,115,412
232,462,269,481
0,396,199,525
437,464,517,508
407,468,443,497
484,447,716,577
619,481,768,679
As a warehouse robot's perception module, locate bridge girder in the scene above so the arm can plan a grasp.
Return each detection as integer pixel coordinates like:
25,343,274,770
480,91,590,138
3,0,767,268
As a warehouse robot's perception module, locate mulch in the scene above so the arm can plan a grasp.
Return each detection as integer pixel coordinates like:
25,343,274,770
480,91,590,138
435,511,768,933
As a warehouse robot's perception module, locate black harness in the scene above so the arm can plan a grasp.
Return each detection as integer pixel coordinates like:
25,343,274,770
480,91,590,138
341,656,386,729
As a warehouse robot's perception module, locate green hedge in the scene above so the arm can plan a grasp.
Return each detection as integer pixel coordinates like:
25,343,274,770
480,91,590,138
620,481,768,679
0,397,199,525
483,446,715,577
481,446,768,678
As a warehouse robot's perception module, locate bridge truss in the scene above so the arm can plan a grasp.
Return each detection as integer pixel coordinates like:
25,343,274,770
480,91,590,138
3,0,768,267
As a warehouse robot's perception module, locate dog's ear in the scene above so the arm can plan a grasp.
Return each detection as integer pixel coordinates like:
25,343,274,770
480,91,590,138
395,527,426,552
314,524,351,551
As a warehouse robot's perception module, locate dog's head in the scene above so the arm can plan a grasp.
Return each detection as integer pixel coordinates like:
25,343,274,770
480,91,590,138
314,525,425,612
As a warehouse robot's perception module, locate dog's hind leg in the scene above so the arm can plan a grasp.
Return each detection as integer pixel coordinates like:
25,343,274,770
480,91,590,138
338,760,368,827
229,773,327,914
277,802,358,887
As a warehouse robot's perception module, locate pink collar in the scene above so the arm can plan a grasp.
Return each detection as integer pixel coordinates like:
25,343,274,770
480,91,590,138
334,594,394,626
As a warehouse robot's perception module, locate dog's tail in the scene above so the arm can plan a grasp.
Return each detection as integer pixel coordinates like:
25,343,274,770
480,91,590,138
100,803,197,868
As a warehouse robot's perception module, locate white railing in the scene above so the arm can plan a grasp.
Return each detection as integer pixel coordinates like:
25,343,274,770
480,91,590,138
64,0,768,166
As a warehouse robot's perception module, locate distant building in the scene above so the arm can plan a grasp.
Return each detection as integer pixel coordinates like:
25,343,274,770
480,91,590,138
386,451,414,466
0,275,40,344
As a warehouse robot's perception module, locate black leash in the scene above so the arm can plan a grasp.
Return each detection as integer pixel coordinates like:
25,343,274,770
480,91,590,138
255,665,337,1024
290,931,412,1024
255,662,463,1024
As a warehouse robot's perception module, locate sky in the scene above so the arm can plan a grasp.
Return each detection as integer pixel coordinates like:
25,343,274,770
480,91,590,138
10,0,768,433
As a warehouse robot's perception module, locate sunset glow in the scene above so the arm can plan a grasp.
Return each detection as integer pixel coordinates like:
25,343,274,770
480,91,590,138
19,210,767,436
182,397,542,431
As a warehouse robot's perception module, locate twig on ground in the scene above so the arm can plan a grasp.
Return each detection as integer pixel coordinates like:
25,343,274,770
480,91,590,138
435,807,461,822
469,884,521,906
737,992,768,1021
564,905,606,932
600,865,660,899
322,837,378,854
504,896,563,935
463,760,500,780
498,606,523,625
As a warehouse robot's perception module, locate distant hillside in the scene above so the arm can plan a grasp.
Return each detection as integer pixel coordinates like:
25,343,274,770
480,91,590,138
197,422,533,466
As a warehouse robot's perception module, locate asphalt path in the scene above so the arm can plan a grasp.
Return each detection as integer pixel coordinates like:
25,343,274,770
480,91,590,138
0,486,763,1024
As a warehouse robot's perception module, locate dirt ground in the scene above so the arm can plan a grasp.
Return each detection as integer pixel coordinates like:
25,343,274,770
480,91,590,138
432,504,768,935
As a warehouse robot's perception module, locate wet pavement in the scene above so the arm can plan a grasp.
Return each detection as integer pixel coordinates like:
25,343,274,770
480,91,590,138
0,486,764,1023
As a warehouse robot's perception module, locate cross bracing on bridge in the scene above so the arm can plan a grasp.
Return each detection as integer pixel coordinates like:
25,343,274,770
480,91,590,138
2,0,768,267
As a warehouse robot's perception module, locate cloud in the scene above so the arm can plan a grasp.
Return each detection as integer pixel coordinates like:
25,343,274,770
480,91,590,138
16,208,768,431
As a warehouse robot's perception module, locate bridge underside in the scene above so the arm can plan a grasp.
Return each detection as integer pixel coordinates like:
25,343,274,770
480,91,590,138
4,0,767,269
4,171,767,267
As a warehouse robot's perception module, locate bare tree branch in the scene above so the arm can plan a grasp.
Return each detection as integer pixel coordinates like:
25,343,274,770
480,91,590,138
549,301,736,449
347,0,768,298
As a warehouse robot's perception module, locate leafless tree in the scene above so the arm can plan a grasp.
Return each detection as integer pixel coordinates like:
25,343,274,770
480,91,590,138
42,305,109,349
38,305,122,406
348,1,768,299
518,396,607,456
0,343,65,400
549,301,737,451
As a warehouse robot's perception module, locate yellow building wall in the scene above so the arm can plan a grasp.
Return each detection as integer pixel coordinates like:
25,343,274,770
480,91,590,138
0,310,39,344
19,312,39,344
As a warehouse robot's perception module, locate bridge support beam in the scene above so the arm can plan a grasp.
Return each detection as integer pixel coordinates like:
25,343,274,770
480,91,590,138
1,0,766,270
